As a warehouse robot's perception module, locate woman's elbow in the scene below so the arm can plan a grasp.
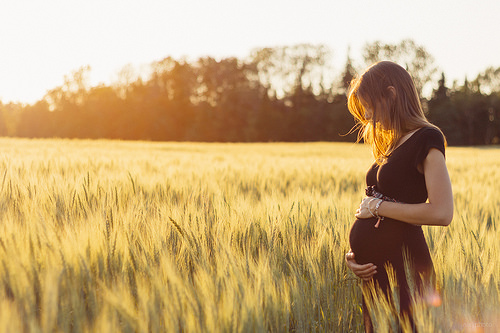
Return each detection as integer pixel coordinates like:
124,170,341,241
428,198,453,226
436,208,453,226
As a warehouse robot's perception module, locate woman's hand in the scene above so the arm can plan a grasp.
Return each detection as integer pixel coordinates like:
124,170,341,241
345,251,377,281
355,196,381,219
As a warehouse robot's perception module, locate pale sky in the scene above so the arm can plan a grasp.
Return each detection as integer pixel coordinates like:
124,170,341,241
0,0,499,104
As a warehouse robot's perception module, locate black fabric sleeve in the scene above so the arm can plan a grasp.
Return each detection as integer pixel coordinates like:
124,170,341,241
413,128,446,168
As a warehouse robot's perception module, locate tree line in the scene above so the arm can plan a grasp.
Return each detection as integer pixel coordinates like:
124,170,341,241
1,39,500,145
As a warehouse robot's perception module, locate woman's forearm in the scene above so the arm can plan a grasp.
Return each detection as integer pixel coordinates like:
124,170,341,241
378,200,453,226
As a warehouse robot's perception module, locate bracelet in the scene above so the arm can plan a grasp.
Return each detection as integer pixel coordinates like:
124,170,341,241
367,198,378,218
373,199,384,228
374,199,383,219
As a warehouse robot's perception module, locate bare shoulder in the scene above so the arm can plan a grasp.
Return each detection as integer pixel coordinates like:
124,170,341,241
425,147,446,164
418,147,445,173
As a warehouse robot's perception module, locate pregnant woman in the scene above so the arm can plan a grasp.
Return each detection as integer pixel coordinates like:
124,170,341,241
344,61,453,332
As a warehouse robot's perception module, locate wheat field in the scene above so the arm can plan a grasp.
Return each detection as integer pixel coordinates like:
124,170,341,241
0,138,498,332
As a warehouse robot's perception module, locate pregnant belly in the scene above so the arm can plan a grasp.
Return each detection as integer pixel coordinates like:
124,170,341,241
349,217,407,265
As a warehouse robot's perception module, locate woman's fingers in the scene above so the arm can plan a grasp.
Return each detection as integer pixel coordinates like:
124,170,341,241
351,262,377,280
345,252,377,281
355,196,373,219
347,259,377,275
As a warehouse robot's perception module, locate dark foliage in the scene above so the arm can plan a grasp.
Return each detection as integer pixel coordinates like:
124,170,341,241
2,43,499,145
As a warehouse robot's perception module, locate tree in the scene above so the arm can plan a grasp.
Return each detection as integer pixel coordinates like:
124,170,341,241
45,65,92,111
340,47,356,95
0,101,21,136
193,57,267,141
445,77,491,145
147,57,197,140
16,101,54,138
0,102,8,136
249,44,334,100
362,39,437,97
112,63,140,99
81,85,123,139
474,66,500,95
427,73,462,144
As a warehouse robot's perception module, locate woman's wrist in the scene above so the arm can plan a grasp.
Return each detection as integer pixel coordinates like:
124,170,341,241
368,198,383,219
367,198,378,218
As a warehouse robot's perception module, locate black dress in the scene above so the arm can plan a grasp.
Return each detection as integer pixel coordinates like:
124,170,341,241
349,127,446,332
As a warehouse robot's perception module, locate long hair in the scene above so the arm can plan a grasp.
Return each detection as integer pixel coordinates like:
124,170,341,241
347,61,442,163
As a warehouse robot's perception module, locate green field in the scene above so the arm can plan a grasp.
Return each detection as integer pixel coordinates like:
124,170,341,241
0,138,498,332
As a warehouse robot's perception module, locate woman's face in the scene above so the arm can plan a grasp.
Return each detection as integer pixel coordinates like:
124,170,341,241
360,95,390,129
359,96,374,122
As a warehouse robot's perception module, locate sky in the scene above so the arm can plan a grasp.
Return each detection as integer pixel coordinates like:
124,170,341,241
0,0,499,104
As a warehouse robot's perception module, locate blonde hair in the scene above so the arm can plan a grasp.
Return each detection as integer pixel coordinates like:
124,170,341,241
347,61,441,163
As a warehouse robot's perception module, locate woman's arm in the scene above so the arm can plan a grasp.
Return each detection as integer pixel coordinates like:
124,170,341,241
356,148,454,226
